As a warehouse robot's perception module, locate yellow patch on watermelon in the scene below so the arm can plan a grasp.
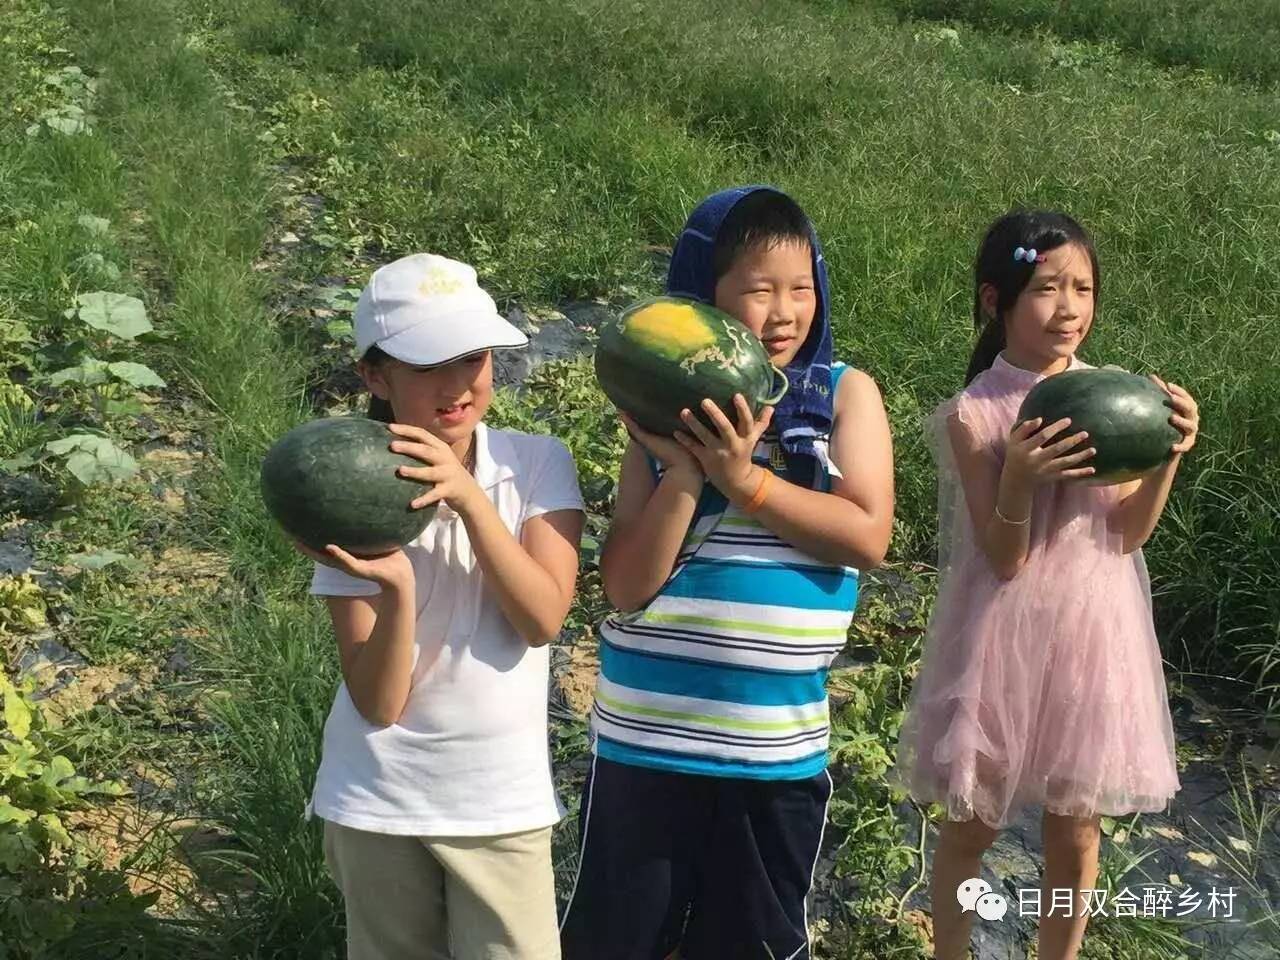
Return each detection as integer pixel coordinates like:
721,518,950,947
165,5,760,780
624,301,717,359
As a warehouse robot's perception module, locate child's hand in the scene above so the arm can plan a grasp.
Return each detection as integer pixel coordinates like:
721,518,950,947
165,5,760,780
292,539,413,590
676,394,774,503
619,412,702,478
1151,375,1199,455
387,423,485,517
1004,416,1096,487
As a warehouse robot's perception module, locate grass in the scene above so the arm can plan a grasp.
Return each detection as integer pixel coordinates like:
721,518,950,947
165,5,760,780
186,0,1280,701
880,0,1280,88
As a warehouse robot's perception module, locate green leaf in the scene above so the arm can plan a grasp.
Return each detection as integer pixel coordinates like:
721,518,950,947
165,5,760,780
37,813,72,847
49,357,111,387
2,685,32,741
0,741,43,779
0,830,37,871
42,756,76,786
72,253,122,283
76,214,110,236
0,320,34,346
324,318,353,342
67,549,133,571
0,448,44,472
44,434,138,485
46,115,88,135
107,361,166,389
75,292,152,339
0,797,33,826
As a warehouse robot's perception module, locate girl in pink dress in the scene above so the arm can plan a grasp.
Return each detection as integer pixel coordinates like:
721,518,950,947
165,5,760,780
895,210,1200,960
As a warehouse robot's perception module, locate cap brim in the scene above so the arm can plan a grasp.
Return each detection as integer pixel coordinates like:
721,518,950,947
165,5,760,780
374,312,529,367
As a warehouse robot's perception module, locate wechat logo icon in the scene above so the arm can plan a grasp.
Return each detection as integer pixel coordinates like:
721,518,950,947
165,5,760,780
957,878,1008,922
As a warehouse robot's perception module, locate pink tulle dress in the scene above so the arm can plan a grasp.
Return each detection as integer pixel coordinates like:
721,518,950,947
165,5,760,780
895,352,1179,829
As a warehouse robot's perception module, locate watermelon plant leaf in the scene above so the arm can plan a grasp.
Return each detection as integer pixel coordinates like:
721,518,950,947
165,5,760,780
2,679,33,741
325,318,354,342
72,253,122,283
0,797,35,827
106,361,166,389
37,813,72,848
49,357,111,387
67,549,134,571
44,434,138,485
75,292,152,339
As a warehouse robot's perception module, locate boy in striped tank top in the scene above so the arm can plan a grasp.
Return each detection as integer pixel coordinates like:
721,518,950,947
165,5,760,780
561,187,895,960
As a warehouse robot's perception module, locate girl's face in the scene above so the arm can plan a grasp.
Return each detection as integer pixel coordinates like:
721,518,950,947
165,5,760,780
713,239,816,368
361,350,493,444
993,242,1096,370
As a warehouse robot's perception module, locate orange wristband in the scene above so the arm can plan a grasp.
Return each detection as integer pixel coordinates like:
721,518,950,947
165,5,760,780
742,468,773,514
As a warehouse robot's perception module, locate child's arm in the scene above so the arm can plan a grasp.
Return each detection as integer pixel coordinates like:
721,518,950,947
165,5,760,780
460,505,583,645
948,413,1095,579
599,425,704,612
391,425,583,647
1107,377,1199,553
676,371,894,568
297,543,418,727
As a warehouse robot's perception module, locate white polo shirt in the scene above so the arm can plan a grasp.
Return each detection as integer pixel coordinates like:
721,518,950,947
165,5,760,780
306,422,584,837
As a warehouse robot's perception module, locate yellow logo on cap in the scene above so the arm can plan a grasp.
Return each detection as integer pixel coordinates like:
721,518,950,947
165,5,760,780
418,265,464,297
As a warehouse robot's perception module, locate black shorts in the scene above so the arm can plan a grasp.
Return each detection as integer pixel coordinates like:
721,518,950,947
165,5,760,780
559,755,832,960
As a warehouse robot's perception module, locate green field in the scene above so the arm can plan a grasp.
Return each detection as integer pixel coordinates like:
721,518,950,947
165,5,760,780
1,0,1278,956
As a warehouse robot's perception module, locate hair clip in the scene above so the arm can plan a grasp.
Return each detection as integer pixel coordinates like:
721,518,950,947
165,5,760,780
1013,246,1045,264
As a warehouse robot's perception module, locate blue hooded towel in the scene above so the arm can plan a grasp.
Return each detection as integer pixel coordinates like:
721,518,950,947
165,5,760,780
665,185,834,488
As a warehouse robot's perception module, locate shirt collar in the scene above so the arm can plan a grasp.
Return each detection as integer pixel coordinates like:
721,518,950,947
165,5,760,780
992,350,1082,386
472,421,517,490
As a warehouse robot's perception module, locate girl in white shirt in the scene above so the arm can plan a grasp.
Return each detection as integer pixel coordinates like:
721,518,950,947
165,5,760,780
293,253,585,960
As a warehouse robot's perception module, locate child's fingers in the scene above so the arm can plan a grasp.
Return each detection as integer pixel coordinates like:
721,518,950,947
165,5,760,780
730,394,756,439
291,539,331,564
1012,417,1043,441
1059,466,1097,480
755,405,775,435
396,463,447,484
1043,429,1090,458
700,397,739,443
680,408,717,447
386,422,442,447
1033,417,1075,444
324,544,367,573
411,485,448,509
389,439,447,465
1168,414,1197,434
1051,446,1097,468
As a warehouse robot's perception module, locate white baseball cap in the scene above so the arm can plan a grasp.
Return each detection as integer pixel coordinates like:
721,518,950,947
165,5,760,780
353,253,528,366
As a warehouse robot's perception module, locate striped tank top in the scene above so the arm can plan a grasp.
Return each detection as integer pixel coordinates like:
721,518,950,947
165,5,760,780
592,363,858,780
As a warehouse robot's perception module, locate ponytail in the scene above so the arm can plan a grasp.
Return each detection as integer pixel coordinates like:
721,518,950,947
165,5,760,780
964,318,1007,385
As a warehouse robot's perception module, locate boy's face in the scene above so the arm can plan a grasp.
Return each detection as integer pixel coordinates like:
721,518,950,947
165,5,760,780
713,239,816,369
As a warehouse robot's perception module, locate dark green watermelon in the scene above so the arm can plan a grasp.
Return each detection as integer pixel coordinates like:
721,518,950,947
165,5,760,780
260,417,436,555
593,296,788,437
1017,368,1180,484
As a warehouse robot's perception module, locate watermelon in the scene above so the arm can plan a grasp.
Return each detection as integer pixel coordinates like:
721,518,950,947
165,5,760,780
260,417,436,555
593,296,789,438
1016,368,1180,484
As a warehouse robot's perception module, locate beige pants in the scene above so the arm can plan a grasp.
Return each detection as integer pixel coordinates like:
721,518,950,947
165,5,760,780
323,819,560,960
